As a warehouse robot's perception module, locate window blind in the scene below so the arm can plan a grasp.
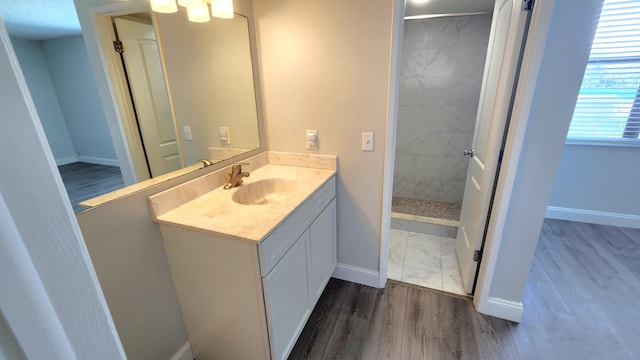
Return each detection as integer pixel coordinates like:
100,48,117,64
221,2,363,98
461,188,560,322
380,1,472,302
567,0,640,142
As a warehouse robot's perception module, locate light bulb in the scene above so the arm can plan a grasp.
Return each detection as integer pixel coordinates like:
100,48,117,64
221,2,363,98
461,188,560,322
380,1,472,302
178,0,205,7
211,0,234,19
187,3,211,22
150,0,178,13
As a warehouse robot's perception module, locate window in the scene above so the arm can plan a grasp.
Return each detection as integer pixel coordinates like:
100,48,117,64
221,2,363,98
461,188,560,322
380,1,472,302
567,0,640,144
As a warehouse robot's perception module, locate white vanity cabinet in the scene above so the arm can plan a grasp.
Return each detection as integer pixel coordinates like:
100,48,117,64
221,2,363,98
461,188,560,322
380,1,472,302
156,175,336,360
262,198,336,360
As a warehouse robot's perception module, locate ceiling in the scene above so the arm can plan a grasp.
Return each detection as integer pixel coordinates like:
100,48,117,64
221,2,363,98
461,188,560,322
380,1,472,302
0,0,496,41
0,0,81,40
405,0,495,17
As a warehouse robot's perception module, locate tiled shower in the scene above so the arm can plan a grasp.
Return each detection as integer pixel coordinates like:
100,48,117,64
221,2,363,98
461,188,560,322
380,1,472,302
389,13,492,295
393,13,492,216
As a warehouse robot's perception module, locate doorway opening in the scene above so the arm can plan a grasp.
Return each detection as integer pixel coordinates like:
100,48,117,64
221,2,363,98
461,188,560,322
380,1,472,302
388,10,493,296
387,0,530,297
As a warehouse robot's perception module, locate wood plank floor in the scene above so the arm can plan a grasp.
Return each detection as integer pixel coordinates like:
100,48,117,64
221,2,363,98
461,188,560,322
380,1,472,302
57,162,124,212
289,219,640,359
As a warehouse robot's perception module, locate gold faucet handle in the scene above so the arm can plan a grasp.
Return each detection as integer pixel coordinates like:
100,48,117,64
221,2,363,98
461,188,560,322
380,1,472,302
198,159,213,167
231,162,250,171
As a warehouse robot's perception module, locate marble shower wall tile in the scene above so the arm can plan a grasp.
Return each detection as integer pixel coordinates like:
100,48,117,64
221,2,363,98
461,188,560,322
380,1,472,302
397,105,423,131
399,78,424,105
402,49,428,79
393,14,491,205
403,20,430,50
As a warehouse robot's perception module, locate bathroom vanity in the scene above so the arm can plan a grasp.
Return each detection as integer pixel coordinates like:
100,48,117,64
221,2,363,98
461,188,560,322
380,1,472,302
149,152,337,360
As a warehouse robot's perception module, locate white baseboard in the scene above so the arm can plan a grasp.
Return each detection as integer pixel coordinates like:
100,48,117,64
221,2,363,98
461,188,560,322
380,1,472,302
56,156,78,166
77,156,119,167
477,297,523,323
332,263,380,288
546,206,640,229
169,342,193,360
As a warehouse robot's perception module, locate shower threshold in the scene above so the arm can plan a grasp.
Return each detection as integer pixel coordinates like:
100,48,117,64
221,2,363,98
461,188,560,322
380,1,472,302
392,196,461,221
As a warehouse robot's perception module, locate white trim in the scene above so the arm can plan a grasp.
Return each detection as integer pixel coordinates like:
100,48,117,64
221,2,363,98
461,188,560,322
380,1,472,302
473,0,557,315
56,156,78,166
405,12,491,21
169,342,193,360
546,206,640,229
0,17,126,358
77,155,120,167
379,0,405,289
333,264,380,288
476,297,523,323
565,139,640,148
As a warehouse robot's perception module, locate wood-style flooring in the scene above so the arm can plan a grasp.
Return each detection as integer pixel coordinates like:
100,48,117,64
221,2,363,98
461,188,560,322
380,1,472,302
57,162,124,212
289,219,640,359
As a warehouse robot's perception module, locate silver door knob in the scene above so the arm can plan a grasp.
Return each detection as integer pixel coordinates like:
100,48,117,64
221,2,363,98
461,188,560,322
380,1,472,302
463,149,475,157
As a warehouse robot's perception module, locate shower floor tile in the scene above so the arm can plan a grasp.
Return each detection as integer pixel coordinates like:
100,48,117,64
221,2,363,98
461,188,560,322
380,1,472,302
392,196,462,221
387,228,468,296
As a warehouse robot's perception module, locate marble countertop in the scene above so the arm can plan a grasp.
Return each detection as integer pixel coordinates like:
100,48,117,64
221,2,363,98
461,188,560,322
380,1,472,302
149,163,335,242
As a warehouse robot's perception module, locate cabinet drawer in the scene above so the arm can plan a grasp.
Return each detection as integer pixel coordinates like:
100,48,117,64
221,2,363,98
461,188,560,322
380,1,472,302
259,176,335,276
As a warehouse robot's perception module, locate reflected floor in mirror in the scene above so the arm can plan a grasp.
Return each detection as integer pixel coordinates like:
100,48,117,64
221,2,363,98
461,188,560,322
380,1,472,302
57,162,124,212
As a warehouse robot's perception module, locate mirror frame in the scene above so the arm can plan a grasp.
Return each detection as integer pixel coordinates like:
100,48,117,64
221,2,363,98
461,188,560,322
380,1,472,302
73,0,265,208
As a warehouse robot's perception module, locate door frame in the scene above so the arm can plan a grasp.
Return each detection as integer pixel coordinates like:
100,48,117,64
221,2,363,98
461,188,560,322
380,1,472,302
0,17,126,358
86,2,157,184
379,0,572,320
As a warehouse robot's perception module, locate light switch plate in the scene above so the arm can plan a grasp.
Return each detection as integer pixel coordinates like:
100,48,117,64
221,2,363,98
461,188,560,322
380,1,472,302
306,130,318,150
362,132,374,151
183,126,192,141
219,127,230,145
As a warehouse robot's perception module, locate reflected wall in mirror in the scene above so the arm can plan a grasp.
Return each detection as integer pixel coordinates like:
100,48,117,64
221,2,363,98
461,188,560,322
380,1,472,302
154,10,260,164
1,1,262,212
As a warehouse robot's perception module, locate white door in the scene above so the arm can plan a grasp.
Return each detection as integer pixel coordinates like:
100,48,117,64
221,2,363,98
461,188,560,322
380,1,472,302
114,18,183,178
456,0,530,294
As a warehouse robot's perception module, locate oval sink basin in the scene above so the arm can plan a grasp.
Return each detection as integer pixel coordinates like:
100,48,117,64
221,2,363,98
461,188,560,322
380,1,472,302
232,178,297,205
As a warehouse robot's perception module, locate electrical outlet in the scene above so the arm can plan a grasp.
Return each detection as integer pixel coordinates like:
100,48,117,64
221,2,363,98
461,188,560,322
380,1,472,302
362,132,374,151
183,125,192,141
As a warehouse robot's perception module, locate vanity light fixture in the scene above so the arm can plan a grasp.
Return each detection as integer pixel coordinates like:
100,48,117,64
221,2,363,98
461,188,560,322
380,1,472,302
210,0,234,19
187,2,211,22
178,0,205,6
150,0,234,21
150,0,178,13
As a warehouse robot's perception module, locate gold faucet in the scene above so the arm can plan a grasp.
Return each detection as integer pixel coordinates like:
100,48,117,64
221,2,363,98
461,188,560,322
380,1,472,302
198,159,214,167
224,163,250,189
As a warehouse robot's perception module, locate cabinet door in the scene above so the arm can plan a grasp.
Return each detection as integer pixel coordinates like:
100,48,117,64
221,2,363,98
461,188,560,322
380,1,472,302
263,231,310,360
308,199,337,305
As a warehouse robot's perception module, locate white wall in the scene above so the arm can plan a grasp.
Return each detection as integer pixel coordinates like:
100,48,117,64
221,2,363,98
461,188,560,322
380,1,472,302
41,35,117,164
482,0,602,307
76,183,191,360
0,20,126,358
0,312,25,360
547,144,640,227
10,38,77,165
394,14,491,204
254,0,394,282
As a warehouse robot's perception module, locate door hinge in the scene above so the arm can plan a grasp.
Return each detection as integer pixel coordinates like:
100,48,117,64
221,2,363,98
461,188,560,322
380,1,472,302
113,40,124,53
522,0,534,11
473,250,482,262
